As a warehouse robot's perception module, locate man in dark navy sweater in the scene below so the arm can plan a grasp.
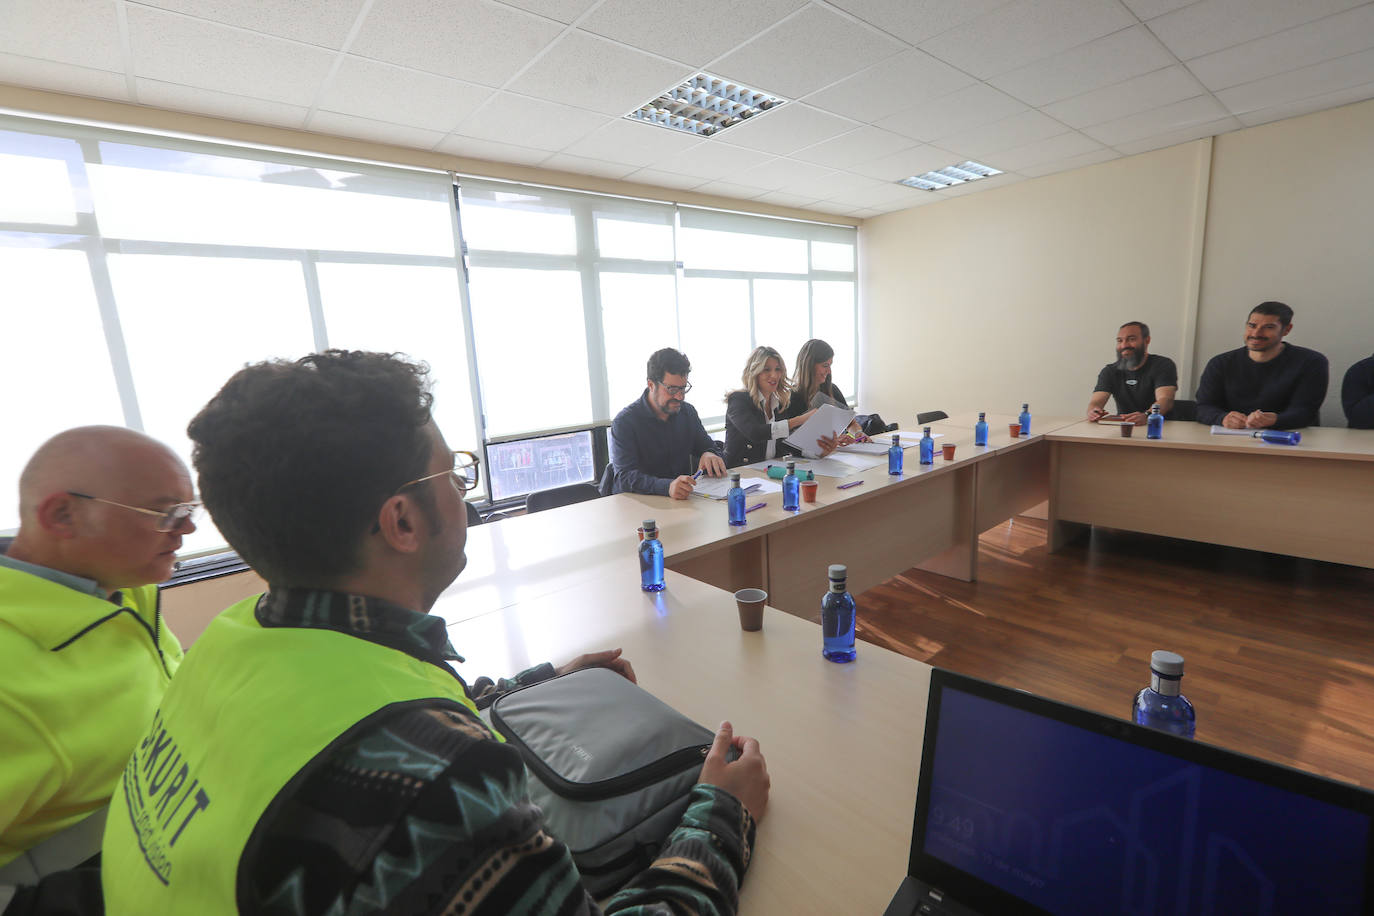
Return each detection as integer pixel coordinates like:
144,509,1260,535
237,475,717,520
1342,353,1374,429
1195,301,1329,429
604,348,726,499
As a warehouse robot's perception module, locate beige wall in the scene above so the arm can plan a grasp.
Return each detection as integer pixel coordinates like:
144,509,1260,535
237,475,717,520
1195,100,1374,424
860,97,1374,426
161,569,266,646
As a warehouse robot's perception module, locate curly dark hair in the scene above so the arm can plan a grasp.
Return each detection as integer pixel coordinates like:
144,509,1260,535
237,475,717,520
646,348,691,384
187,350,435,585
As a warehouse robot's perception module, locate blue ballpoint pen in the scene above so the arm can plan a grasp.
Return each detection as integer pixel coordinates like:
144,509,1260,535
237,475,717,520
745,502,767,513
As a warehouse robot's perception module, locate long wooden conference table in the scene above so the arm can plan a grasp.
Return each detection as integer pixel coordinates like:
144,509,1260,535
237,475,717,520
428,412,1374,914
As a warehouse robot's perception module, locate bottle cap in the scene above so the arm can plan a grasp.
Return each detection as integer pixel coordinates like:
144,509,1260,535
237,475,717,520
1150,650,1184,677
786,460,796,470
923,426,932,435
1022,403,1029,409
642,519,657,532
892,434,900,445
978,412,985,418
730,472,740,483
828,564,847,580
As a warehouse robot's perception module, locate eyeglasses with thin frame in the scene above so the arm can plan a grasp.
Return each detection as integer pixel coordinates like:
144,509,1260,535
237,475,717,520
67,491,200,533
657,381,692,397
390,450,481,495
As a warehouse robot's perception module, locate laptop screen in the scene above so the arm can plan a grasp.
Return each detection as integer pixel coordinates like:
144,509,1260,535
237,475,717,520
912,675,1373,915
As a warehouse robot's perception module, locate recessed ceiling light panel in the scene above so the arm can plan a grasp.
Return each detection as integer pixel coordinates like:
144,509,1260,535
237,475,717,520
899,160,1003,191
626,73,786,138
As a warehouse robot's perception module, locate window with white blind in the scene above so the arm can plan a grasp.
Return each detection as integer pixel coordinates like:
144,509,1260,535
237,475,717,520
0,115,477,554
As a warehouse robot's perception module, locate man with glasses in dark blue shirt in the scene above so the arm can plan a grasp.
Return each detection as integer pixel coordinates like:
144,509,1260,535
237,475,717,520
604,348,726,499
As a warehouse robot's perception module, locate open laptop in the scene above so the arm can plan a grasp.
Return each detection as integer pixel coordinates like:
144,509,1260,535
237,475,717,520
885,669,1374,916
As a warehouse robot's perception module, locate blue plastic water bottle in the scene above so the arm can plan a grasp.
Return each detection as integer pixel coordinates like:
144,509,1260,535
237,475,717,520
782,461,800,511
888,434,903,475
821,564,857,663
1256,429,1301,445
1133,650,1195,738
727,473,746,527
639,520,664,592
919,426,935,465
1147,404,1164,439
974,412,988,447
1019,403,1031,436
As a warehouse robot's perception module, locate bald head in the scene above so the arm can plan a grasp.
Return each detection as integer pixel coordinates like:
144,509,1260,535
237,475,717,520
9,426,195,590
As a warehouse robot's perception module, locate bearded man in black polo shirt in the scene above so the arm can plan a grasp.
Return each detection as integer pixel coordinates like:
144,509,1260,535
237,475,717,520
1086,321,1179,424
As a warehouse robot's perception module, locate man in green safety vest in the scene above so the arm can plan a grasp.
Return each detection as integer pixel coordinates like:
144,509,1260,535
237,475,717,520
101,350,770,916
1,427,193,914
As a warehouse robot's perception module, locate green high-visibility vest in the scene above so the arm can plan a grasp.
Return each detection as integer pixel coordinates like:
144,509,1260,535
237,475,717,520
101,595,485,915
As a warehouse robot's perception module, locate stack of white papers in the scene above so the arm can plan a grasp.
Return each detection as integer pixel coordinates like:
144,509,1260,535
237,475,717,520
692,476,782,500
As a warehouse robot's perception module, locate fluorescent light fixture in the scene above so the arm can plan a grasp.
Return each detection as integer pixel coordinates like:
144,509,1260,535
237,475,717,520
899,160,1002,191
626,73,785,138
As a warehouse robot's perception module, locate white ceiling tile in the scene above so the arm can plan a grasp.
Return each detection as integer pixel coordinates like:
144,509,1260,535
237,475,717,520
127,7,337,106
1235,80,1374,126
832,182,928,209
1016,146,1121,177
351,0,563,86
619,168,710,191
919,0,1136,79
541,152,641,179
802,50,975,123
715,104,858,155
306,110,449,148
1121,0,1197,18
1146,0,1366,62
849,143,962,180
580,0,806,66
789,126,916,168
710,5,907,99
497,0,601,24
989,26,1176,107
876,82,1027,142
436,134,552,166
0,0,123,71
1082,93,1229,145
735,157,838,192
693,180,772,200
506,30,693,116
641,141,776,180
1215,47,1374,113
752,189,826,209
1044,65,1208,128
132,0,367,49
134,79,309,127
0,55,128,103
812,171,892,199
561,119,705,166
317,57,493,131
989,130,1103,171
935,109,1069,158
1187,5,1374,91
1111,114,1241,153
826,0,1017,45
453,92,612,150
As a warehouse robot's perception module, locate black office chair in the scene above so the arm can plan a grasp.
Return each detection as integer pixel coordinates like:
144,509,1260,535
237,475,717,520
916,410,949,425
1169,399,1197,422
526,483,600,514
465,502,482,527
0,535,12,554
598,464,616,497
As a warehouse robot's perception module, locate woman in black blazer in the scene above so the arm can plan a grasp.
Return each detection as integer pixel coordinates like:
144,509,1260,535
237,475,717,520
723,346,838,468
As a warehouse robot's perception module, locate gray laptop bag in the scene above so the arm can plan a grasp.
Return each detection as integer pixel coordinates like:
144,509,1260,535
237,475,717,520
487,667,716,897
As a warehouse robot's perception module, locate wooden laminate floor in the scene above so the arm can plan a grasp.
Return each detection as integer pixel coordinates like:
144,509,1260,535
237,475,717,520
855,518,1374,788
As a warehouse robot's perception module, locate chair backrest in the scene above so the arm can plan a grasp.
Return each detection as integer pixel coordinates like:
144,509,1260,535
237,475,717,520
465,502,482,527
1169,399,1197,422
526,482,600,514
0,535,12,554
915,410,949,425
598,464,615,497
